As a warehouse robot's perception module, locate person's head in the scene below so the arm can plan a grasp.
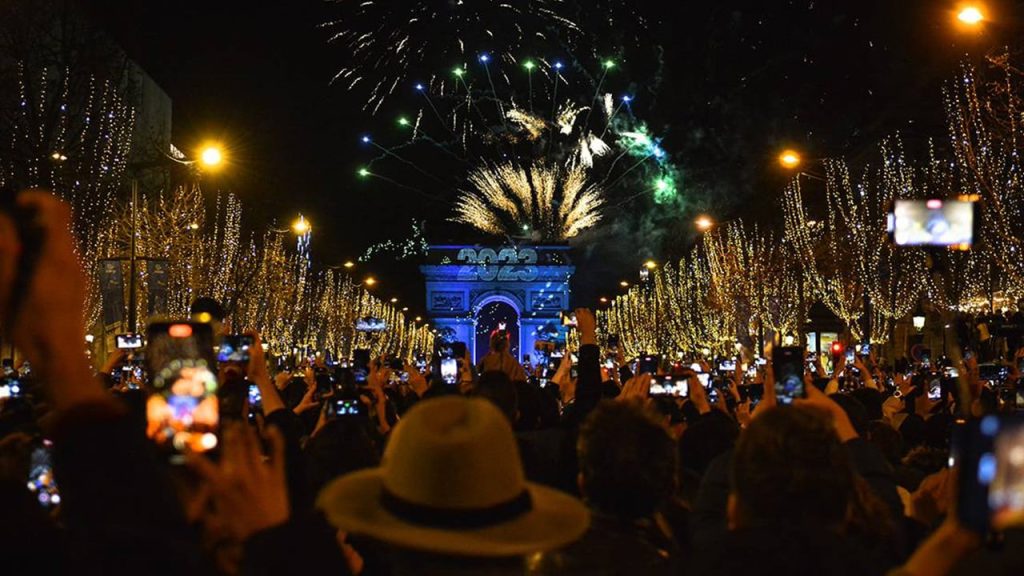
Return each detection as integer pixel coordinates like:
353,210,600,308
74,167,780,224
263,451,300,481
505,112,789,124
577,400,676,520
677,409,738,476
475,370,518,425
849,388,884,421
729,406,855,531
317,396,588,568
190,297,226,336
305,418,381,495
829,393,868,437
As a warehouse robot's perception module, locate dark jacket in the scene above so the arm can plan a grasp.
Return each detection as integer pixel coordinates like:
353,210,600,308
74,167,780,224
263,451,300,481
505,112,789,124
530,512,674,576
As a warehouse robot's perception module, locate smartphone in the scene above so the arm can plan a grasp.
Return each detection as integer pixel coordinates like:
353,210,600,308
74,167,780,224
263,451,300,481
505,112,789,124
719,359,736,373
928,381,942,401
0,377,21,399
845,349,855,364
889,199,975,247
356,316,387,332
247,382,262,411
638,354,659,375
979,364,1009,383
27,438,60,509
697,373,710,388
353,349,371,384
144,321,219,458
217,335,253,364
561,310,577,327
1,358,12,376
958,415,1024,533
330,397,363,419
859,344,871,357
116,333,144,350
440,357,459,385
773,346,806,405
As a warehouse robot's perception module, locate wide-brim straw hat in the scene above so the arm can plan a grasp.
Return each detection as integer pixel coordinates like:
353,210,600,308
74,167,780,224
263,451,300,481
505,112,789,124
317,396,590,557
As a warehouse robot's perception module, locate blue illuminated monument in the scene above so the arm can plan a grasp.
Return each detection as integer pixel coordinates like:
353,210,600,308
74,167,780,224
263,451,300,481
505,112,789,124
420,245,574,362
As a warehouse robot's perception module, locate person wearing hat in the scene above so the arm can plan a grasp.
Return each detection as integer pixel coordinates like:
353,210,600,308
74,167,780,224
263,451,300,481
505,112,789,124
317,395,590,574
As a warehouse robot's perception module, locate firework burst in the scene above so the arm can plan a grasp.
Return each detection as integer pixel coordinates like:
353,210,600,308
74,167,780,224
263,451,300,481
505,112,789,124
453,161,604,241
323,0,581,113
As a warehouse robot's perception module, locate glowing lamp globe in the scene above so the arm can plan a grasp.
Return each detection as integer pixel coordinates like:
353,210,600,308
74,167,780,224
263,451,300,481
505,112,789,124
199,146,223,168
695,216,714,232
778,150,801,169
957,6,984,26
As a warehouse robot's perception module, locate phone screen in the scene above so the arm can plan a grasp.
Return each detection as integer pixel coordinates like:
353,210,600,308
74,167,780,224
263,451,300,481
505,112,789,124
217,335,253,364
353,349,371,384
638,355,659,375
928,381,942,401
116,333,144,350
28,439,60,509
356,317,387,332
247,383,262,411
959,415,1024,532
889,199,975,247
773,346,806,405
331,398,362,418
441,358,458,385
145,322,219,457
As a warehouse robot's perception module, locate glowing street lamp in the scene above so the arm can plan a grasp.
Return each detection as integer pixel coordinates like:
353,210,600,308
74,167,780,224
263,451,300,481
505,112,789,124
343,261,355,269
778,149,802,169
199,145,224,169
390,297,399,304
291,216,311,235
599,297,609,304
644,260,657,270
957,5,985,26
364,276,377,287
619,280,630,288
695,215,715,232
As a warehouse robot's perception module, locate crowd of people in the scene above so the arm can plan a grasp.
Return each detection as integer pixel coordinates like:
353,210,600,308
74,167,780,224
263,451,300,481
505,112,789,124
1,191,1023,575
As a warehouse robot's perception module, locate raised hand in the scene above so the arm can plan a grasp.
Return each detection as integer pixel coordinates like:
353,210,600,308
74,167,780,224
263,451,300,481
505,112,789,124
188,423,290,542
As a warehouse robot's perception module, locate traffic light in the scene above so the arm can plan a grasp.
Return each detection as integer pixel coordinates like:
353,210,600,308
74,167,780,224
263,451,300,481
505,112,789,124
830,341,844,358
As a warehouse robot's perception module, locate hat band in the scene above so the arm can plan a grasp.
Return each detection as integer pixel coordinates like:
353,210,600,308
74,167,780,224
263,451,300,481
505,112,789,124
380,488,533,529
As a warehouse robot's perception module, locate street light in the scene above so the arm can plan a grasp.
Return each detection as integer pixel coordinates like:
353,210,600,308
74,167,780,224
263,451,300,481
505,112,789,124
125,139,228,332
390,297,399,304
199,144,224,169
291,216,311,235
695,215,714,232
343,261,355,269
644,260,657,270
619,280,630,288
599,297,609,304
957,4,985,26
778,149,802,169
913,304,926,332
364,276,377,287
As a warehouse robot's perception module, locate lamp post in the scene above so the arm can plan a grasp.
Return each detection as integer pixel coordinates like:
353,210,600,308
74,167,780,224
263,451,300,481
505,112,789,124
126,143,224,332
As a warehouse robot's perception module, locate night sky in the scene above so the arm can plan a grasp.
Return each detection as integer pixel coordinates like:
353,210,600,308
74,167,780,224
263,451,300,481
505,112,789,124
85,0,1021,316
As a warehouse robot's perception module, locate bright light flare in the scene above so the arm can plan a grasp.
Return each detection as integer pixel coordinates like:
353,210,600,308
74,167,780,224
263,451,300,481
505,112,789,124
199,145,224,169
778,149,801,169
957,5,985,26
292,216,311,235
695,215,714,232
